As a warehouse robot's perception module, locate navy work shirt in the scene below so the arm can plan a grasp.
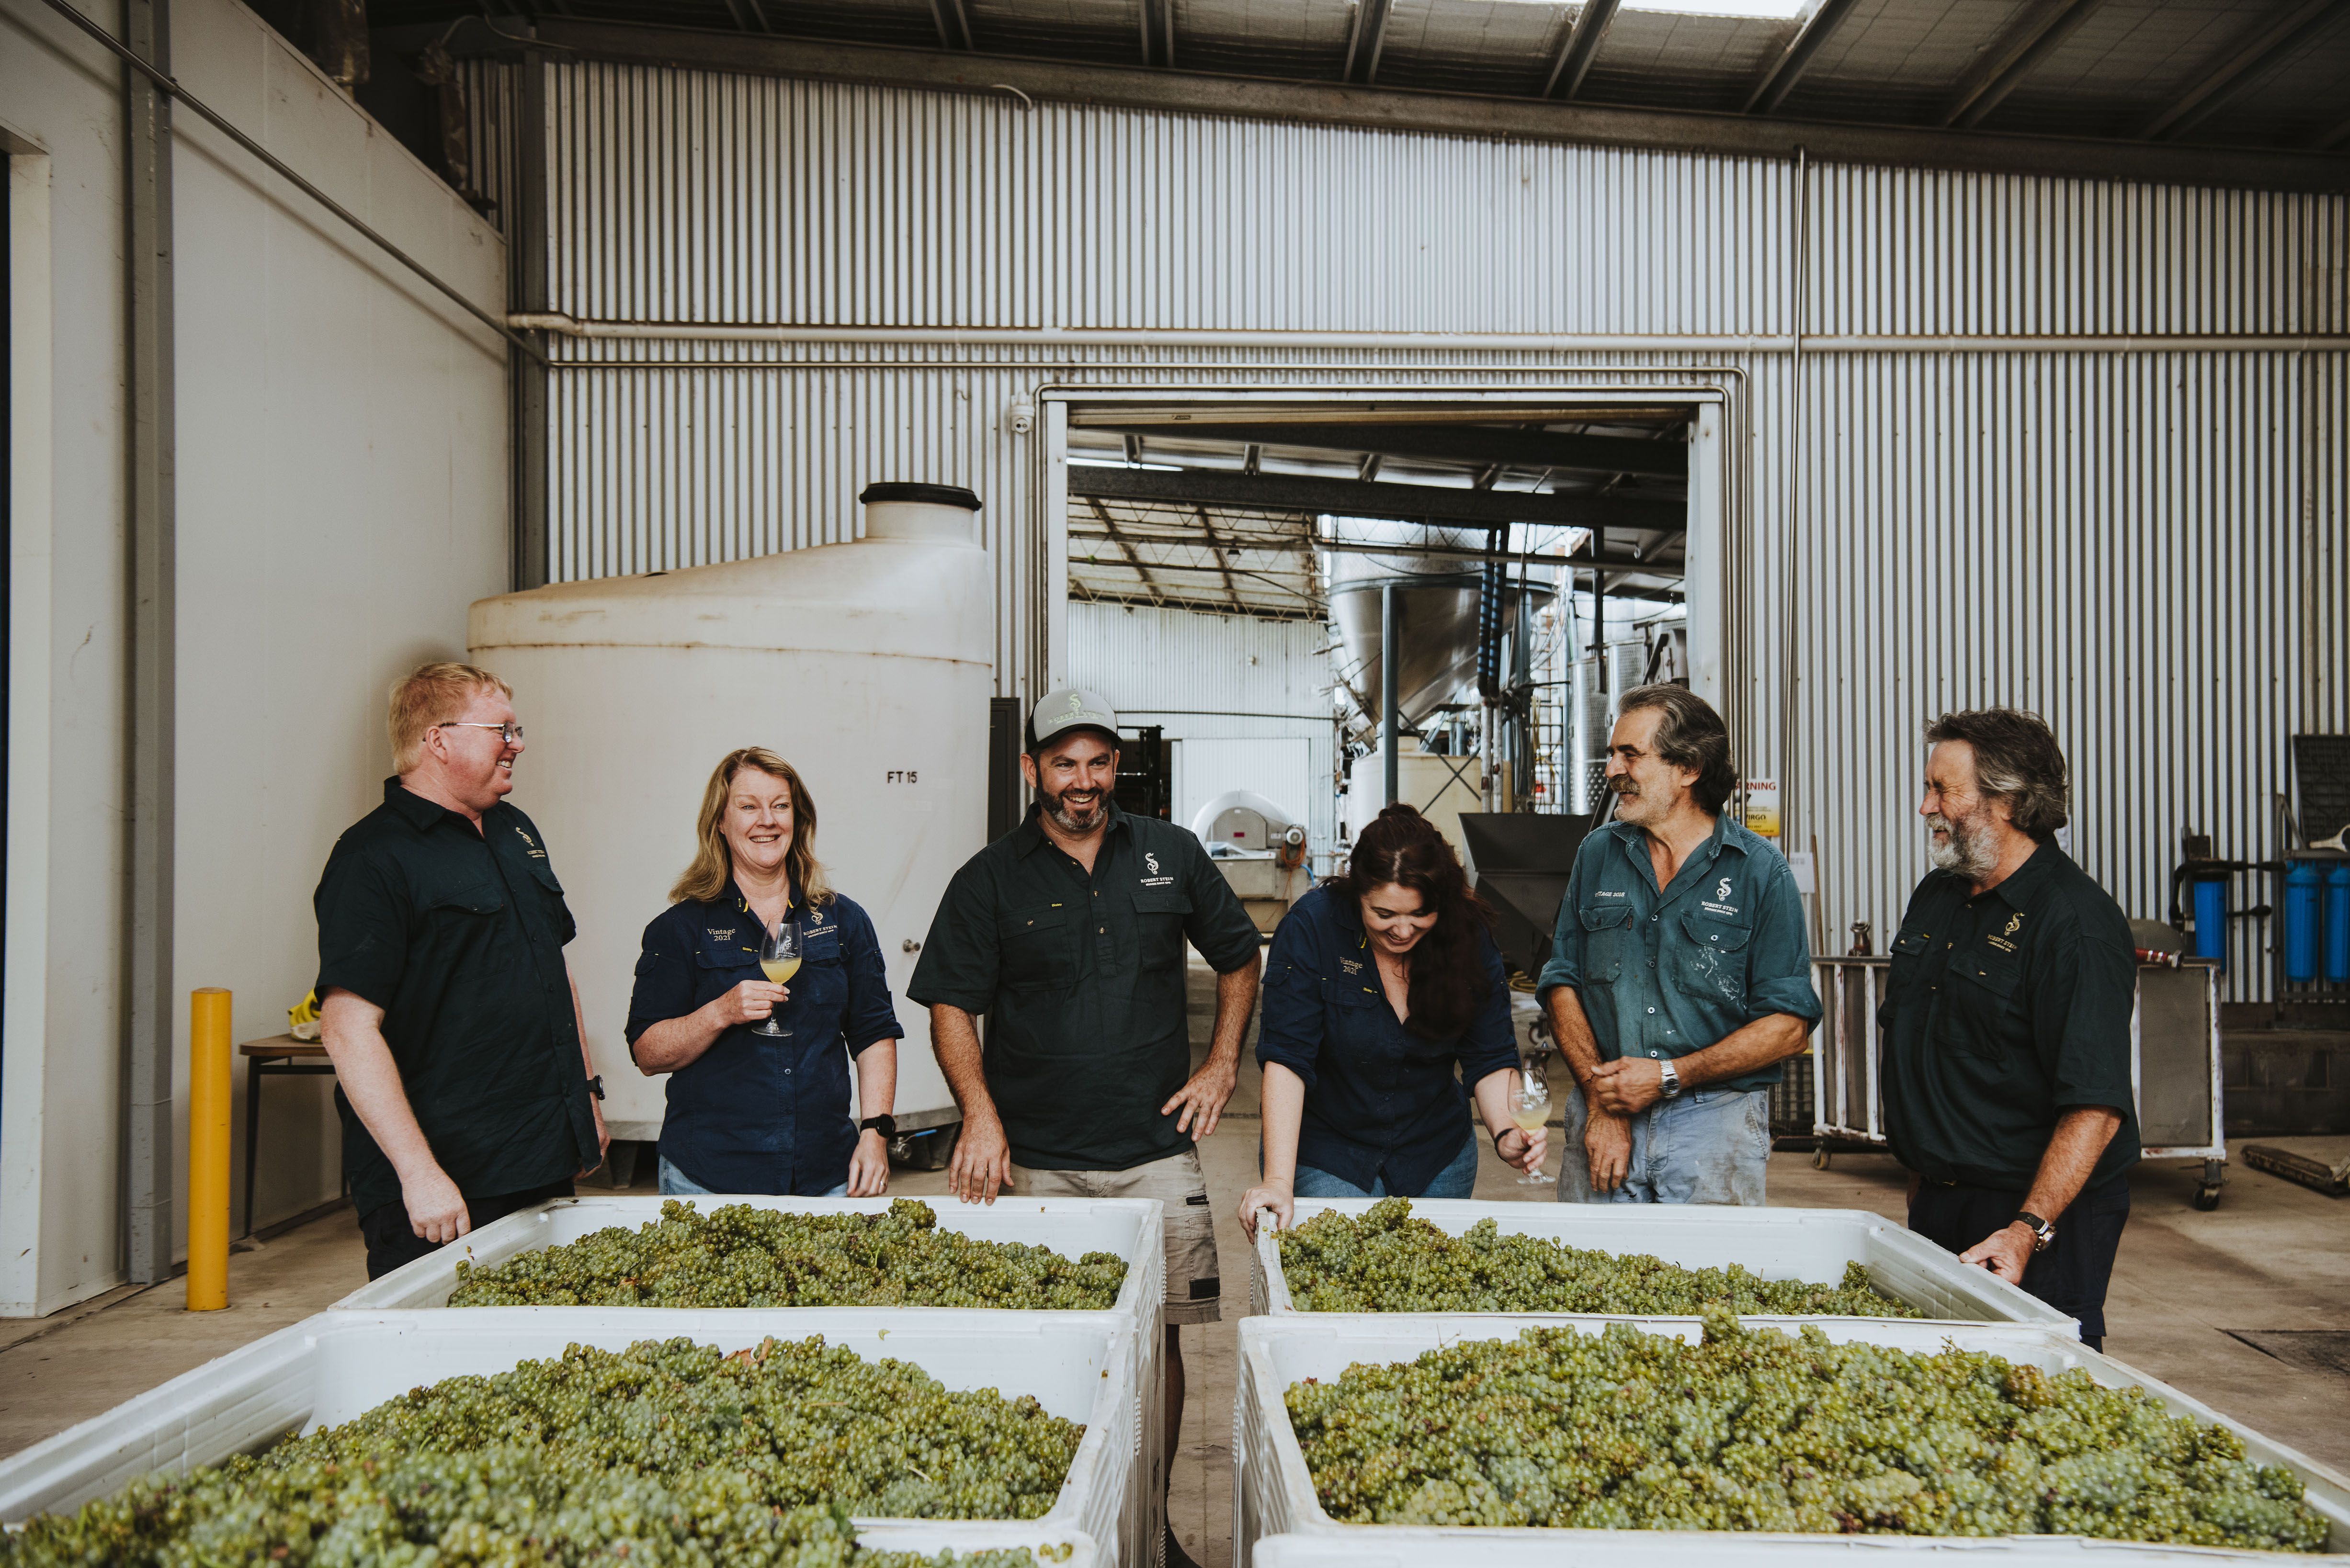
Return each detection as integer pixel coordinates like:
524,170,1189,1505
1537,812,1821,1086
1878,844,2142,1191
624,879,902,1195
908,801,1262,1171
313,779,601,1219
1256,884,1520,1194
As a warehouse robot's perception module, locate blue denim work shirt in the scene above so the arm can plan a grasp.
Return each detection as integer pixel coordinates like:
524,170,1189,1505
1536,813,1820,1088
1257,884,1520,1195
625,878,903,1195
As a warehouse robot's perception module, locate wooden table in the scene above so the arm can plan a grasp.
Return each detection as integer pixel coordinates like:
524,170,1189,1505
237,1035,339,1239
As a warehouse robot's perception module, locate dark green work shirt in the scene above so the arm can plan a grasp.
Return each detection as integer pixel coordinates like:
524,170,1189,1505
314,778,601,1218
908,801,1262,1171
1877,844,2142,1191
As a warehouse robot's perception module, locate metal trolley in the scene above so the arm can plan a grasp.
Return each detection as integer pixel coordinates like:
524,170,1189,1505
1807,956,2227,1209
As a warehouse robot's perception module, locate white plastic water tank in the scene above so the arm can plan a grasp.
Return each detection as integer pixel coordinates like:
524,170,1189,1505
467,484,993,1144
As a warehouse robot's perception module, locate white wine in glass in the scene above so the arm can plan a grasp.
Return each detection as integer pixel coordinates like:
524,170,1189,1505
755,920,800,1038
1510,1068,1550,1185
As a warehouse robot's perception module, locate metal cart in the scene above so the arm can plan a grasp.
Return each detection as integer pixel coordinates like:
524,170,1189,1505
1806,956,2227,1208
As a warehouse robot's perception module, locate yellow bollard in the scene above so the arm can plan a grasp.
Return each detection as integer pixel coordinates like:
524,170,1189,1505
187,988,232,1311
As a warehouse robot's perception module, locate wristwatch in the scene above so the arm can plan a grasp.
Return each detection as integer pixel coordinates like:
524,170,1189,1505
861,1114,897,1139
586,1075,605,1102
2012,1210,2055,1252
1657,1060,1683,1101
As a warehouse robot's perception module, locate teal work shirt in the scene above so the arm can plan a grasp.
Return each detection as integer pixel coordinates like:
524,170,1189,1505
1536,812,1821,1088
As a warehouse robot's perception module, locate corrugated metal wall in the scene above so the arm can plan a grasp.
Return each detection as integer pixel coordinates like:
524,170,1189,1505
511,57,2348,997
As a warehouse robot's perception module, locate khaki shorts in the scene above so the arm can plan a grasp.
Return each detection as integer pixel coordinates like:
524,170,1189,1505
1012,1148,1220,1325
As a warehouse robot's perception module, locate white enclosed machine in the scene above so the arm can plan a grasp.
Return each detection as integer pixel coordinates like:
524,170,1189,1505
468,483,992,1149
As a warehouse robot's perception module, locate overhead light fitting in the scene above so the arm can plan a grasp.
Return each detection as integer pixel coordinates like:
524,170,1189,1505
1621,0,1809,17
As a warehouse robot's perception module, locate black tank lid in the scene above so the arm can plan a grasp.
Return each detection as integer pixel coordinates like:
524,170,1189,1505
859,482,982,510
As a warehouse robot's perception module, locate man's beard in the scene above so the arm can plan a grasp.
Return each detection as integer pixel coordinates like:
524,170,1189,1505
1927,809,1997,878
1608,775,1656,825
1044,782,1108,834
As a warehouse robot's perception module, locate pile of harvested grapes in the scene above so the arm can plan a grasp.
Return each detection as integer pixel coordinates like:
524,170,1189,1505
448,1199,1127,1310
0,1335,1081,1567
1286,1310,2327,1550
1275,1197,1917,1316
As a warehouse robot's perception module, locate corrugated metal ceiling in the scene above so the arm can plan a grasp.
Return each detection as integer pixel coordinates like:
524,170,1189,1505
375,0,2350,150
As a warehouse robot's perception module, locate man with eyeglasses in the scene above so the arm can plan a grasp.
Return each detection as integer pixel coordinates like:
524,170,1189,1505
314,661,609,1279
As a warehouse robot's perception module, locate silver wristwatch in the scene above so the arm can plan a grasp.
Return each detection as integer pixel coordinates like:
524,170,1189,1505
1658,1060,1683,1101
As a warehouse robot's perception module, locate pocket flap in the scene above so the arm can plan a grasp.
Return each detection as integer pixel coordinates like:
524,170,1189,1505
431,883,505,916
1579,904,1635,931
997,904,1071,938
1323,977,1382,1009
1953,953,2022,996
1680,911,1753,951
1133,891,1193,915
694,941,758,968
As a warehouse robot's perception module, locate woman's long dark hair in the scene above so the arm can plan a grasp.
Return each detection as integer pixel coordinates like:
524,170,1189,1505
1326,803,1496,1039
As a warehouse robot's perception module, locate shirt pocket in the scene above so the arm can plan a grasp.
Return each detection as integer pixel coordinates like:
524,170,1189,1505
1938,949,2022,1058
1677,911,1753,1004
996,903,1075,989
1132,891,1194,971
424,883,507,945
1578,904,1636,982
692,940,761,1011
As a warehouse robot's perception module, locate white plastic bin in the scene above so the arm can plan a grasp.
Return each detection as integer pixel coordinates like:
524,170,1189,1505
1251,1531,2324,1568
0,1309,1139,1567
1232,1314,2350,1568
1251,1199,2073,1333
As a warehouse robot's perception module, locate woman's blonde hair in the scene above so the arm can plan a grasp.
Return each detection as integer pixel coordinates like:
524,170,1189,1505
389,662,512,773
670,747,834,907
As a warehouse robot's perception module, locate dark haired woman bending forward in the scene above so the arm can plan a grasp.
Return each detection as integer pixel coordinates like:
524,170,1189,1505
1238,804,1545,1235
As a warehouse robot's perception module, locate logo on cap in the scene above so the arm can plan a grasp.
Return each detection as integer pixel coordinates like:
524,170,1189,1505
1066,692,1085,715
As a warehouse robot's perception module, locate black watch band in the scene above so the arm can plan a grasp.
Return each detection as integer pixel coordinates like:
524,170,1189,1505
2013,1210,2055,1252
861,1114,897,1139
586,1074,605,1102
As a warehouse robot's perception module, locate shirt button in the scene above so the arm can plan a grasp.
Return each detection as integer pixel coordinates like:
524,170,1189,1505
1647,959,1656,968
1646,1006,1657,1014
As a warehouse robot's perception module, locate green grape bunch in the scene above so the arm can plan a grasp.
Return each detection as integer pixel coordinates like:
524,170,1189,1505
1,1335,1083,1567
1286,1309,2327,1552
1276,1197,1920,1317
447,1199,1127,1311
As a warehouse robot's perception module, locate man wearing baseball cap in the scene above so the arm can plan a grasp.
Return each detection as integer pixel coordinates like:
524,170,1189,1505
910,687,1262,1568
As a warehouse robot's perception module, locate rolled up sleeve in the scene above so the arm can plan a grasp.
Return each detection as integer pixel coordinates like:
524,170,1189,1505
1253,919,1325,1092
1181,838,1264,974
2038,925,2136,1112
907,861,1001,1015
624,909,695,1047
1535,857,1588,1000
840,902,906,1052
1743,855,1824,1029
1457,931,1520,1082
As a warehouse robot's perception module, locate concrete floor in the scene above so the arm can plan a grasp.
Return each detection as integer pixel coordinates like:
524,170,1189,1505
4,960,2346,1568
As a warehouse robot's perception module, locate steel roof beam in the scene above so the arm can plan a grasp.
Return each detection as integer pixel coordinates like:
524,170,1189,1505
1081,418,1688,478
1087,497,1167,606
490,19,2350,192
1543,0,1620,101
1070,463,1686,531
1743,0,1864,115
2138,0,2350,142
1345,0,1394,85
1073,528,1674,572
1938,0,2112,129
927,0,973,51
1193,504,1247,611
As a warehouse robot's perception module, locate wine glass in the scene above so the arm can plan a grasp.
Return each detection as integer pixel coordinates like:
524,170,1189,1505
1510,1062,1551,1185
755,919,800,1038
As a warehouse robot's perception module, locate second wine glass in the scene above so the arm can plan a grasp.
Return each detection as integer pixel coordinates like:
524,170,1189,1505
755,919,800,1038
1510,1060,1551,1185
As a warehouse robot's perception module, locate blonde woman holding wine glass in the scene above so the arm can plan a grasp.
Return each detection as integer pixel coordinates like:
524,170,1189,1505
1238,804,1546,1238
626,748,902,1198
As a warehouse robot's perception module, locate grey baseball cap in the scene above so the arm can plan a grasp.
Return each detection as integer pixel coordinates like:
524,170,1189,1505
1029,686,1121,749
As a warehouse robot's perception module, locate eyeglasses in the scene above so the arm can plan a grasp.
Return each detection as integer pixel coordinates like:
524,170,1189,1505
436,722,525,745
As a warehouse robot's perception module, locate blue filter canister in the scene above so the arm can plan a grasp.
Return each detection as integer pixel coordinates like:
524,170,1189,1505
2282,861,2321,983
2192,872,2231,970
2326,862,2350,983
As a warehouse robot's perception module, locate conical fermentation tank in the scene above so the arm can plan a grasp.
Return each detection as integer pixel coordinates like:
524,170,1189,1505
467,484,993,1145
1327,522,1555,730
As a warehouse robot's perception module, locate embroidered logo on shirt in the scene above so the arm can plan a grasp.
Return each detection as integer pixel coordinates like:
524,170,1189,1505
1595,889,1626,898
2003,914,2024,936
515,826,547,858
706,927,737,941
1987,912,2024,953
1146,852,1162,875
1339,957,1363,977
1716,877,1734,901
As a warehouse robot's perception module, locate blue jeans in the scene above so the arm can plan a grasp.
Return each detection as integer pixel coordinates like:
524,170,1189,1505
1555,1081,1771,1205
1294,1129,1480,1200
658,1155,848,1199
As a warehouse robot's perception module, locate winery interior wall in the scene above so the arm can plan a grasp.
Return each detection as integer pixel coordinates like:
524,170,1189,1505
0,0,509,1315
518,63,2337,1002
